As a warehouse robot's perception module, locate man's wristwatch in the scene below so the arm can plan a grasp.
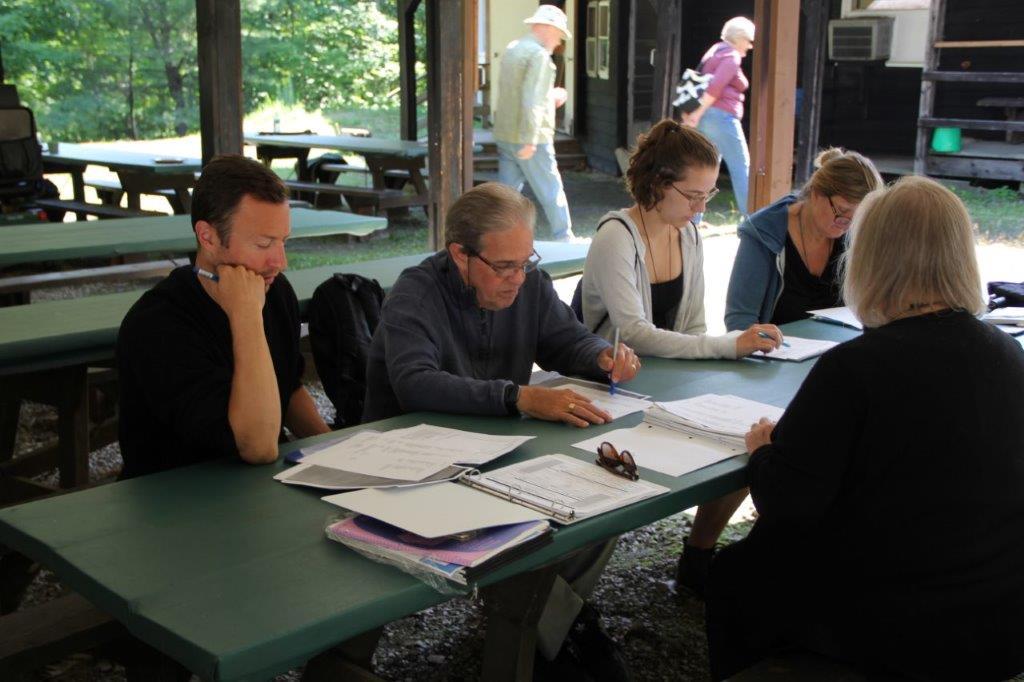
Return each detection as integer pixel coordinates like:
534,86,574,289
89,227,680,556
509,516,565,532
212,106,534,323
504,383,521,416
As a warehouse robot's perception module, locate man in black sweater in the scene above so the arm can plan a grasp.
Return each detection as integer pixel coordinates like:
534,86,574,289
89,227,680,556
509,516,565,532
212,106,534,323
117,155,329,479
363,182,640,680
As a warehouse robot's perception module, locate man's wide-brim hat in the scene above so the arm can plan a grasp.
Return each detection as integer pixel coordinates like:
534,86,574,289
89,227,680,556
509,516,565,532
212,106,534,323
524,5,572,40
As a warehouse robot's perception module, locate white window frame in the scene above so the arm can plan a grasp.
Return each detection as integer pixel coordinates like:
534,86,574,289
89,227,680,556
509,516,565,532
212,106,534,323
585,0,610,80
585,1,598,78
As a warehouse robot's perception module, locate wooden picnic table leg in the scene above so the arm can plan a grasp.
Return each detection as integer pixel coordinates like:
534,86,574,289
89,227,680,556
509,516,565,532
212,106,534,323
480,564,560,682
55,366,89,489
0,400,19,466
301,626,384,682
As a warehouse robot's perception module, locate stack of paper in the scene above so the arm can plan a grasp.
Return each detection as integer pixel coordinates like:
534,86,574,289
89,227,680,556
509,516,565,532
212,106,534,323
644,394,786,448
983,307,1024,327
276,425,534,490
754,336,838,362
808,306,864,330
325,515,552,587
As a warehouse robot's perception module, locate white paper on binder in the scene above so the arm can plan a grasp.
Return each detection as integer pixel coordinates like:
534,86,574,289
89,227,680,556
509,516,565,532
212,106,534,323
322,483,547,538
572,423,742,477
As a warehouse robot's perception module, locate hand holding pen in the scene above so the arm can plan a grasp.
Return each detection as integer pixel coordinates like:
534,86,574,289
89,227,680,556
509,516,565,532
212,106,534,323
599,327,641,392
194,265,266,319
736,324,786,357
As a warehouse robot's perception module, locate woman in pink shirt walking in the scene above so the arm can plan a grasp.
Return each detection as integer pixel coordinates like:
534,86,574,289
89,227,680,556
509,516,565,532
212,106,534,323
683,17,755,216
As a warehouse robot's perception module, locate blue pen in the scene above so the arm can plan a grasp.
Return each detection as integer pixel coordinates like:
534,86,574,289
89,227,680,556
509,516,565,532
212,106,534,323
193,266,219,282
609,327,620,395
757,330,790,348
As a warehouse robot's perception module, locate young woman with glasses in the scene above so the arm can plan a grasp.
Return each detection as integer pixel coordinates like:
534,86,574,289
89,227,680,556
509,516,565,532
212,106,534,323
580,118,783,361
579,119,784,597
725,148,883,330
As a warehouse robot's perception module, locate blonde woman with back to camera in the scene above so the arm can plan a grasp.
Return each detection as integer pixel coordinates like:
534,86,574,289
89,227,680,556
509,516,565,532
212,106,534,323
705,176,1024,681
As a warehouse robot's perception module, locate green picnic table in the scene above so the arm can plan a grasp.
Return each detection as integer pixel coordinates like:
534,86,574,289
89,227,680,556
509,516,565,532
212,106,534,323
0,241,590,501
41,144,204,216
0,319,861,681
0,208,386,268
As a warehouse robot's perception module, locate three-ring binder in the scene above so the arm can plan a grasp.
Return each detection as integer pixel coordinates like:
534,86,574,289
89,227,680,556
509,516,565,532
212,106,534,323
460,470,577,523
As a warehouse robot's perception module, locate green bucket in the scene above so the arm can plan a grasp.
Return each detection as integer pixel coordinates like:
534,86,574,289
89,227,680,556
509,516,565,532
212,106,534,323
931,127,962,153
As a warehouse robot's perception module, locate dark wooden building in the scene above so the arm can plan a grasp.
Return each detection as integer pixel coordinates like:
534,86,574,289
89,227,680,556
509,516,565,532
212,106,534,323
567,0,1023,184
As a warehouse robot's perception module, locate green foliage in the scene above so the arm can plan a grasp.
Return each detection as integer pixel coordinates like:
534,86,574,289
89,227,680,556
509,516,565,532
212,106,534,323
1,0,401,141
244,0,400,113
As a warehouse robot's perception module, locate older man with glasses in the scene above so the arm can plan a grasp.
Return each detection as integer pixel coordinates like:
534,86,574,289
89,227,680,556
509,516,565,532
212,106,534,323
362,181,639,679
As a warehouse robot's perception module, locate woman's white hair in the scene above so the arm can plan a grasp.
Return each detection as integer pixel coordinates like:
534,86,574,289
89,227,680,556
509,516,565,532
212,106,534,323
721,16,755,44
841,175,985,328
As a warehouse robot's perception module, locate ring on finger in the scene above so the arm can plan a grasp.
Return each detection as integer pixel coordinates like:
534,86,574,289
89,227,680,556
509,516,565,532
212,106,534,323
568,402,576,412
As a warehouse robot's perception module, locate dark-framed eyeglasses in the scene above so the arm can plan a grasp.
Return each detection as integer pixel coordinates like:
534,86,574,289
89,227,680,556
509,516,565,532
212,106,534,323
595,441,639,481
468,248,542,279
670,184,720,208
828,195,854,227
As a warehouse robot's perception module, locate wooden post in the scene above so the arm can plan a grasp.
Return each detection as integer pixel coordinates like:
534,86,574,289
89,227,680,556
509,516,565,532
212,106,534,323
650,0,683,122
748,0,800,212
398,0,421,141
795,0,829,185
196,0,243,164
914,0,946,175
426,0,477,250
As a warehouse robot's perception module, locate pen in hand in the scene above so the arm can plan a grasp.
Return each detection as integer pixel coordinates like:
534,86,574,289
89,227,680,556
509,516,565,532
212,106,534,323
757,330,790,348
193,266,219,282
609,327,620,395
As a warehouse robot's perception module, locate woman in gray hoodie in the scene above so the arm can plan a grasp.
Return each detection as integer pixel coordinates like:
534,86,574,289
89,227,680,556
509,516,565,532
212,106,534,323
579,119,783,596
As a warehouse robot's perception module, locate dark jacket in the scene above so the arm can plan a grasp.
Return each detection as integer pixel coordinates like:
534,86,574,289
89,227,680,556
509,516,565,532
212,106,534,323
362,250,610,422
738,311,1024,680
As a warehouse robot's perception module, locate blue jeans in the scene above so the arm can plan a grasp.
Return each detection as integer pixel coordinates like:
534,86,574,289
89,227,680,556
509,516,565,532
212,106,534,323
698,106,750,216
496,141,574,241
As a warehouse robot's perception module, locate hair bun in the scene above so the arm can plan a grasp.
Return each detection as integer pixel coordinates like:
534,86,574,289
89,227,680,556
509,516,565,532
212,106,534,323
814,147,846,168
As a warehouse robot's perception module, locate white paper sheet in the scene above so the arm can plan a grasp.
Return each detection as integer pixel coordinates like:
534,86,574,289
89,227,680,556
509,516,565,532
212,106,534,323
538,378,651,419
984,307,1024,325
322,482,548,538
653,394,786,438
754,336,838,362
997,324,1024,337
293,426,534,481
808,306,864,330
573,423,743,477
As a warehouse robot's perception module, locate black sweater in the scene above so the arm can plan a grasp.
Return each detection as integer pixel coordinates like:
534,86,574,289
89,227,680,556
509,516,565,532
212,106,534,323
362,251,610,422
748,310,1024,679
117,267,303,479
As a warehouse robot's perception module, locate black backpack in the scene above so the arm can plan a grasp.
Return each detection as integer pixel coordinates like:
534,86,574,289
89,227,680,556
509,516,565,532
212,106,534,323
307,273,385,429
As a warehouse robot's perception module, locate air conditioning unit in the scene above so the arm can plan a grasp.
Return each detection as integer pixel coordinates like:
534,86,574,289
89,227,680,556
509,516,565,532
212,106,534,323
828,17,895,61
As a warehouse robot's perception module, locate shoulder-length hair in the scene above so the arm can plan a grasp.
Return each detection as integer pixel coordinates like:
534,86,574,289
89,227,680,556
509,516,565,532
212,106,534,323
842,175,985,328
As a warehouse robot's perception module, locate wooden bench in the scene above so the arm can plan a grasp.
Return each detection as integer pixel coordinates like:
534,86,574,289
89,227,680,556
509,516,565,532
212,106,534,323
35,198,163,222
284,180,419,216
0,258,189,303
0,592,125,677
84,177,186,213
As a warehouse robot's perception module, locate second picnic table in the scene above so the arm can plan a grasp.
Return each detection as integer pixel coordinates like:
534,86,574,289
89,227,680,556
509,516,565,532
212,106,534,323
245,133,431,215
41,144,203,218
